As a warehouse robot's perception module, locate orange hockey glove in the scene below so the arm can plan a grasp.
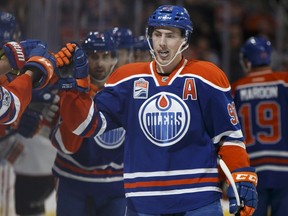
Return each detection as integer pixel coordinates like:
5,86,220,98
54,43,77,67
227,167,258,216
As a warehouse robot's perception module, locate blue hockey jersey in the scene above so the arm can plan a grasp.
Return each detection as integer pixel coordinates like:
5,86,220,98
58,58,250,214
232,69,288,189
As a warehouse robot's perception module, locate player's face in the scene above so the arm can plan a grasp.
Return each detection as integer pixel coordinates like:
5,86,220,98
87,51,116,82
151,27,184,65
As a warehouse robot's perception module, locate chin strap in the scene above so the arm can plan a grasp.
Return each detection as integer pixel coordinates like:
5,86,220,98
146,37,189,74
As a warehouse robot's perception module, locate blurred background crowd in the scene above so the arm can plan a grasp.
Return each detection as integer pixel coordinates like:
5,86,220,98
1,0,288,83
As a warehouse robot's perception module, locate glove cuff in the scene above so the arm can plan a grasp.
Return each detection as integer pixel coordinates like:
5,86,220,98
230,167,258,186
22,56,55,89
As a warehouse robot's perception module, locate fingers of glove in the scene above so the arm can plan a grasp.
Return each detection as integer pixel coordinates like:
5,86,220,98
3,40,44,70
239,206,255,216
238,183,258,208
57,50,70,62
72,48,89,78
55,53,65,67
48,104,59,113
229,198,239,214
2,41,26,69
60,43,77,57
46,110,57,120
55,43,77,67
61,47,73,58
66,43,77,52
228,182,257,215
42,103,59,121
53,94,60,104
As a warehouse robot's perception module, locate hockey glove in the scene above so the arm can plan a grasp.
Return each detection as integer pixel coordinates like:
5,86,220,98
2,39,43,71
21,43,56,89
227,167,258,216
54,42,77,67
58,46,90,92
16,108,42,138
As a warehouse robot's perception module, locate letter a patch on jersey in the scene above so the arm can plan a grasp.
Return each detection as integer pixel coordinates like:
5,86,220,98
183,78,197,100
134,78,149,99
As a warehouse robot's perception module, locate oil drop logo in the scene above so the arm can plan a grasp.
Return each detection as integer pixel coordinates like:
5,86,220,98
139,92,190,146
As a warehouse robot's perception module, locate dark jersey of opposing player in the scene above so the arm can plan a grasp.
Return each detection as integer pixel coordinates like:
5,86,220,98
232,69,288,188
57,58,250,214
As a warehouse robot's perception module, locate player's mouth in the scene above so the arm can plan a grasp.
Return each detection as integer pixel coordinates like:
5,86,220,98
157,50,169,60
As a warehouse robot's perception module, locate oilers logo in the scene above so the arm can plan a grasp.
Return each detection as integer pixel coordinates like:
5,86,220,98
94,127,126,149
139,92,190,147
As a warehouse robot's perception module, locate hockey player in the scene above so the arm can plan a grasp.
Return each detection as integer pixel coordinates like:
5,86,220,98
51,31,126,216
232,36,288,216
53,5,257,216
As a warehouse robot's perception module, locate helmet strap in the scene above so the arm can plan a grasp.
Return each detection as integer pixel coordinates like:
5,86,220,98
147,37,189,74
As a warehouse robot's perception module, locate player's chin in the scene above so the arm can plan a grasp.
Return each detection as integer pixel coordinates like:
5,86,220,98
156,56,170,65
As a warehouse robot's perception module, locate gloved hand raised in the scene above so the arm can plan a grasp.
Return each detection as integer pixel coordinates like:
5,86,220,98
54,43,77,67
21,42,56,89
2,39,43,71
57,46,90,92
227,167,258,216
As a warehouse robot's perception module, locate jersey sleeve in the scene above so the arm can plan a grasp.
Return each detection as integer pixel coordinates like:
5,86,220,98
50,121,84,154
0,74,32,124
195,62,250,171
50,90,105,153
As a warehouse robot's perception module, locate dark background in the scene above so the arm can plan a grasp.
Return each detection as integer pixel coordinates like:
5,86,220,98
1,0,288,82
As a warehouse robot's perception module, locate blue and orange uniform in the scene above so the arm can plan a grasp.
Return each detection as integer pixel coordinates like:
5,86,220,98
52,58,251,214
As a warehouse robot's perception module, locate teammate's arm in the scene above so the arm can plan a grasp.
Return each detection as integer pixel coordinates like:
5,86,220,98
0,42,57,125
218,137,258,216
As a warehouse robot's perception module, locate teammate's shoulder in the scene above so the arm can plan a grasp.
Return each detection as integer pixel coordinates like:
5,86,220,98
107,62,151,84
267,71,288,84
184,59,230,88
233,70,288,87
